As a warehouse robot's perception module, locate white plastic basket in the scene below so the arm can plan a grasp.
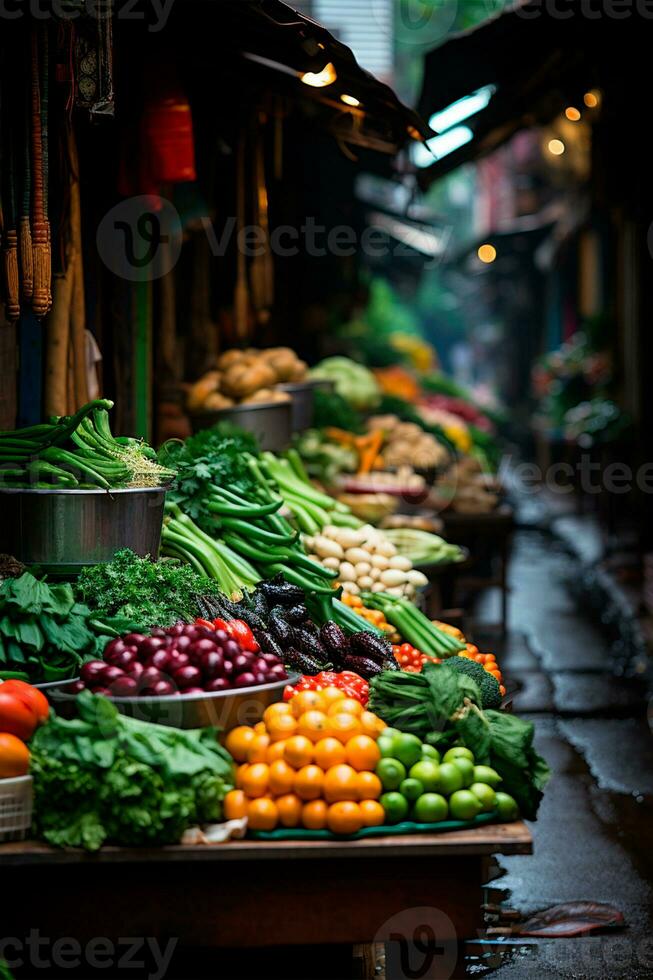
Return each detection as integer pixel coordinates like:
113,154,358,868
0,775,33,842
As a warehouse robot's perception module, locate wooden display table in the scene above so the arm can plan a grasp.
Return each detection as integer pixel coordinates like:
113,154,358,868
1,823,532,957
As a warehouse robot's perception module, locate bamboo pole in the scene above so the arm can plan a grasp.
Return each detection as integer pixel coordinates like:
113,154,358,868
30,26,51,319
43,247,75,417
68,126,88,409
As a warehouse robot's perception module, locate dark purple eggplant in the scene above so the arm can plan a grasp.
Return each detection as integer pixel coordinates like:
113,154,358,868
253,629,284,659
284,604,310,624
339,653,384,678
259,579,305,606
283,649,325,675
269,606,293,645
251,590,269,620
292,627,328,663
320,622,349,657
350,631,393,665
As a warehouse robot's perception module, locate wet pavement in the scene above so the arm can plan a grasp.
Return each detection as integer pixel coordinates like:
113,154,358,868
467,524,653,978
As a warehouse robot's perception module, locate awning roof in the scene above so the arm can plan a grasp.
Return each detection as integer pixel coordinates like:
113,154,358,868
220,0,432,154
416,1,605,185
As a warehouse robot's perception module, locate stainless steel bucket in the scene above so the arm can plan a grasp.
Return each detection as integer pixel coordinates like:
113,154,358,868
190,400,292,452
278,381,319,432
0,487,167,573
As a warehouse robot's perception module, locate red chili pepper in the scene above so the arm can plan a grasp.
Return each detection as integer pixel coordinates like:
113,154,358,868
212,618,230,633
226,620,260,653
195,619,216,631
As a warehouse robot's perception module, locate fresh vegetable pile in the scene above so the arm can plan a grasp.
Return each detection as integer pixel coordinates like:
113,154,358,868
0,572,124,684
0,399,174,489
76,549,225,631
30,691,234,850
361,592,467,659
74,622,288,699
340,593,398,640
310,357,381,412
304,524,428,600
369,665,550,819
223,686,388,833
0,679,49,779
186,347,308,414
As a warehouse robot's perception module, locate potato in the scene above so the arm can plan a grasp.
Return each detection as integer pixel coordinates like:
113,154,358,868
204,393,235,411
186,372,221,413
216,349,247,371
221,362,277,399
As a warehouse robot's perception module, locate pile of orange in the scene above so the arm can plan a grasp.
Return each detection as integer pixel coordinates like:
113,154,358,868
223,686,388,835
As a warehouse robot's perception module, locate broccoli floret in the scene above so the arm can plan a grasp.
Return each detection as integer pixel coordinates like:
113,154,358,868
445,657,502,709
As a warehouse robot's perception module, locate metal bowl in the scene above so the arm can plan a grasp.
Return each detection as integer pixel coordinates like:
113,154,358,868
190,401,292,452
50,674,300,730
0,487,167,574
277,380,321,432
33,677,80,695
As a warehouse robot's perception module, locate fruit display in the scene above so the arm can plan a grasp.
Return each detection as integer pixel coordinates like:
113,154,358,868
304,524,428,600
366,415,449,471
0,399,174,489
223,686,389,833
186,348,308,413
374,732,519,825
72,622,288,699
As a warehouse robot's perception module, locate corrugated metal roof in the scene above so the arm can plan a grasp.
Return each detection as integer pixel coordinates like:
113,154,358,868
312,0,394,81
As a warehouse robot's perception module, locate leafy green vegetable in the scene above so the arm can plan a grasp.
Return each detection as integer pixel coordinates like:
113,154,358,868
30,691,235,850
0,573,103,683
312,389,365,434
76,549,222,629
369,663,550,819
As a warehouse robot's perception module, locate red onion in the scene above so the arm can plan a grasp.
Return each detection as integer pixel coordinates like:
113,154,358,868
175,634,192,652
150,679,176,696
233,653,254,674
268,664,288,681
110,676,139,698
138,636,166,657
168,651,190,669
188,639,218,661
201,650,224,678
104,638,127,659
145,649,173,672
124,633,147,646
81,661,110,685
108,649,138,670
125,661,145,679
233,672,256,688
166,623,185,637
206,677,230,692
173,665,202,689
213,630,229,646
182,687,205,695
222,660,233,678
223,639,242,661
140,667,163,688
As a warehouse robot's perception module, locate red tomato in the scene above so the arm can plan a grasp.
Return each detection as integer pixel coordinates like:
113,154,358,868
0,692,38,741
0,681,49,724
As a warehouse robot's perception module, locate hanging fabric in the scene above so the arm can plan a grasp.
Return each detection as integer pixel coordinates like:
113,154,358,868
30,22,52,319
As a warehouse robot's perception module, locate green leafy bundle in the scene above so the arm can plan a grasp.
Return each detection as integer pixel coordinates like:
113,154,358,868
369,663,550,819
30,691,235,850
162,424,263,534
0,573,105,683
76,549,223,629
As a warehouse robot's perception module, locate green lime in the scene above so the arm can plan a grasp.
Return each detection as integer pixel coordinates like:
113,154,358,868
400,777,424,802
473,765,502,788
495,792,520,821
470,782,497,812
391,733,423,769
380,791,409,825
376,757,407,791
449,790,482,821
421,745,441,763
437,762,464,796
443,747,474,764
382,728,402,740
408,759,441,792
413,793,448,823
451,757,475,788
377,735,396,758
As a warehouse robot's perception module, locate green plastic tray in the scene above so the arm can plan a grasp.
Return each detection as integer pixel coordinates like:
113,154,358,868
249,810,499,842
